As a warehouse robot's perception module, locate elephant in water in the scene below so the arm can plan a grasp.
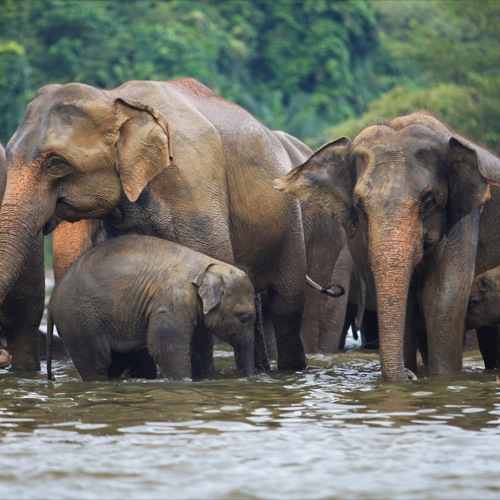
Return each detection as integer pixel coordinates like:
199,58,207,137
47,235,256,382
1,78,308,376
274,111,500,382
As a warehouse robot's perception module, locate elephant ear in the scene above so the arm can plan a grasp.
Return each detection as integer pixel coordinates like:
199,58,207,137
192,265,224,315
446,137,498,229
272,136,361,239
114,97,173,202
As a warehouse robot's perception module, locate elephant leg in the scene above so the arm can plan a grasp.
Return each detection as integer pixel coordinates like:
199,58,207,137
119,348,158,379
318,244,353,353
476,325,500,369
190,327,215,380
268,287,307,371
1,234,44,371
146,314,192,380
422,214,479,375
360,310,379,349
404,292,426,374
260,292,277,361
65,336,112,382
252,293,270,372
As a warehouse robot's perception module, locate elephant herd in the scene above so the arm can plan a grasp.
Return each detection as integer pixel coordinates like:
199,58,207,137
0,77,499,383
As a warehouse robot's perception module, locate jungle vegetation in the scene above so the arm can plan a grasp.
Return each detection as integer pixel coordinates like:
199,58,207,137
0,0,499,153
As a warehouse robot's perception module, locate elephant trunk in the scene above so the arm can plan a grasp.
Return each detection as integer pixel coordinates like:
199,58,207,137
238,338,255,378
0,201,44,304
0,163,55,304
369,217,422,382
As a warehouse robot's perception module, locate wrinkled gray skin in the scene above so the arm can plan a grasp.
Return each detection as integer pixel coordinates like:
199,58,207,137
467,266,500,369
2,78,307,375
47,235,256,381
274,111,500,382
0,143,45,371
272,131,346,354
467,266,500,329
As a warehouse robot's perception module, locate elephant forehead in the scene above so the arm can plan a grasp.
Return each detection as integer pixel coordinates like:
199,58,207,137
46,100,117,142
40,102,117,167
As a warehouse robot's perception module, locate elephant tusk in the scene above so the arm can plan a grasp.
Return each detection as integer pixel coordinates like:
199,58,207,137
305,275,344,298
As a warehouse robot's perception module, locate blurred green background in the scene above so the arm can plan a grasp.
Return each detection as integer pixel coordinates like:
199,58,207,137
1,0,499,265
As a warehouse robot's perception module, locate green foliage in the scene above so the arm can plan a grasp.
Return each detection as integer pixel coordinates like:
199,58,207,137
320,83,479,144
0,0,499,153
320,0,500,152
0,0,378,144
0,41,28,145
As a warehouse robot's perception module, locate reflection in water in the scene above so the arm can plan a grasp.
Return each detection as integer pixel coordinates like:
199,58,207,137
1,347,500,499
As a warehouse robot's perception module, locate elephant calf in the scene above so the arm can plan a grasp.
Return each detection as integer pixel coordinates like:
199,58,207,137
47,235,256,381
467,266,500,329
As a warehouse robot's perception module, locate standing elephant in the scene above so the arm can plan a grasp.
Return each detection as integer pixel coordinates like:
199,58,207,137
1,78,307,374
0,143,45,371
274,111,500,381
272,130,347,354
47,234,256,381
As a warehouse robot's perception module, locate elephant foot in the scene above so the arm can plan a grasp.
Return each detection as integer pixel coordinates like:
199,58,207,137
277,354,308,372
405,367,417,381
0,348,12,368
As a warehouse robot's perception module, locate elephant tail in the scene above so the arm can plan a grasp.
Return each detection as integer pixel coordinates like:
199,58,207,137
305,274,344,298
46,306,55,381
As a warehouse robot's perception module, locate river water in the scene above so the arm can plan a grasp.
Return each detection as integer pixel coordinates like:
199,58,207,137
1,337,500,500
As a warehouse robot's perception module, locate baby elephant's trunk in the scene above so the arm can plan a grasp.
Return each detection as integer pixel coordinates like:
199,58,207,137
235,340,255,378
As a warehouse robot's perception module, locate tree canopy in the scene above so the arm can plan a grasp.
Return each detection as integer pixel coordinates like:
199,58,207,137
0,0,499,153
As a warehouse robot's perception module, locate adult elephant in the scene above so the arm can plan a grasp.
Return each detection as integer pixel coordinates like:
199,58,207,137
272,131,346,354
1,78,307,374
274,111,500,381
0,143,45,371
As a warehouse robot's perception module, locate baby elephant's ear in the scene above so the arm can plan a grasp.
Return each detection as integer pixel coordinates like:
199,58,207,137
192,266,224,315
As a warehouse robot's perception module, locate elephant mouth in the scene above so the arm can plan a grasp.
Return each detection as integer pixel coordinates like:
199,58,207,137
43,215,63,235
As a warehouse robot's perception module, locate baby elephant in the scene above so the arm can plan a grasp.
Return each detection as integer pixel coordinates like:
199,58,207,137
47,235,256,381
467,266,500,329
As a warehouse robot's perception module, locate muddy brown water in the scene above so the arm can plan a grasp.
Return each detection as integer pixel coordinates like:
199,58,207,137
1,332,500,500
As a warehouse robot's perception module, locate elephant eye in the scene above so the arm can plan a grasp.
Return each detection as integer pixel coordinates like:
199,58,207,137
44,157,72,177
479,277,491,290
420,190,435,216
239,313,252,324
354,195,367,217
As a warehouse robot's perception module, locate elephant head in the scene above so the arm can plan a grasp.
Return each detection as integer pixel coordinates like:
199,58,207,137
274,112,500,381
0,83,172,304
192,263,256,377
467,266,500,330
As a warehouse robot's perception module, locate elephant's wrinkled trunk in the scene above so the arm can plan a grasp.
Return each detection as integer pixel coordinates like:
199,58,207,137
0,200,44,304
0,156,54,305
238,339,255,378
369,216,422,382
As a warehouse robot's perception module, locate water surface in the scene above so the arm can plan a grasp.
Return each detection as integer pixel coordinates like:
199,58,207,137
1,343,500,500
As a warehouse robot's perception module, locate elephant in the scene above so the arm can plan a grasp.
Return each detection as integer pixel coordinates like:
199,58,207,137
467,265,500,329
273,111,500,381
271,130,346,354
47,234,256,381
1,78,308,375
0,142,45,371
467,266,500,369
